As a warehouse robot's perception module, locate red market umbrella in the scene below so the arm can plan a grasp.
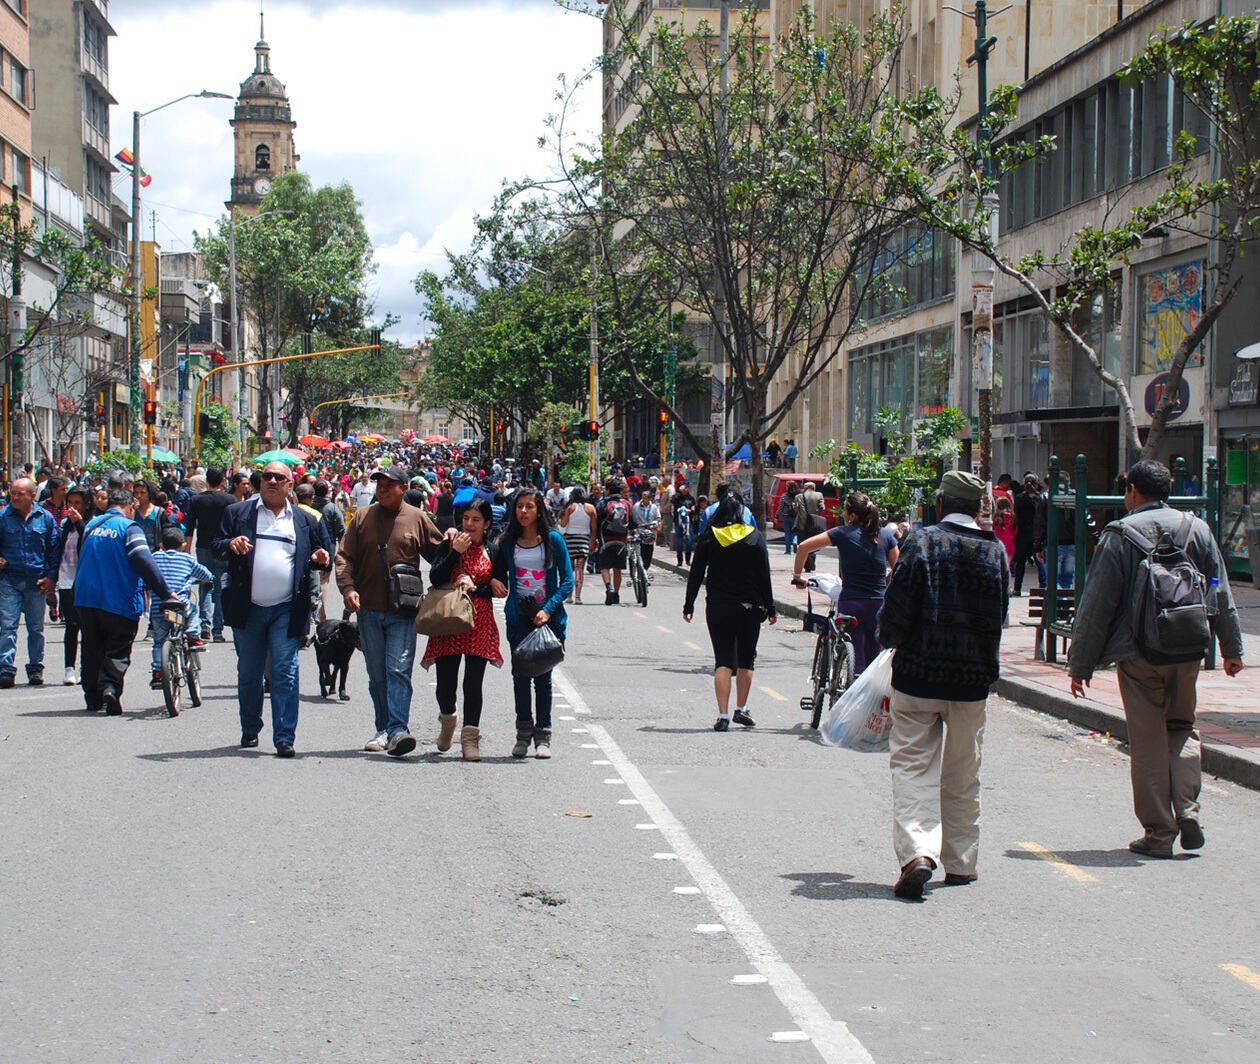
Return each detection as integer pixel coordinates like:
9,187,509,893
423,434,450,444
332,440,352,450
299,434,331,448
283,447,308,460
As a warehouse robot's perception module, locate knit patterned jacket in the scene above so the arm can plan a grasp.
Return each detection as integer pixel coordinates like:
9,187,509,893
877,521,1009,702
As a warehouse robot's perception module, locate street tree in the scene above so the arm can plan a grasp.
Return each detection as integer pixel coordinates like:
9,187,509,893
197,171,375,442
896,14,1260,461
0,200,120,463
548,5,950,510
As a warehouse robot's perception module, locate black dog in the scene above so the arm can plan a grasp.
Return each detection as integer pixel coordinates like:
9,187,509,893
313,617,360,701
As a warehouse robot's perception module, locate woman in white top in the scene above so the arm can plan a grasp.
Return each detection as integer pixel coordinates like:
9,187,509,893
559,485,597,604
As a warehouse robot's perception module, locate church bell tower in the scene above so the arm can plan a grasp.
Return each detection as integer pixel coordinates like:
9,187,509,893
227,13,299,214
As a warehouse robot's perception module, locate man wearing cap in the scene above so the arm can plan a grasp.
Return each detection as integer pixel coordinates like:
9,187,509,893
878,470,1009,899
336,466,446,757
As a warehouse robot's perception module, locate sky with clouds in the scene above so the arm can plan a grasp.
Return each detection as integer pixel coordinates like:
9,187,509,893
108,0,602,344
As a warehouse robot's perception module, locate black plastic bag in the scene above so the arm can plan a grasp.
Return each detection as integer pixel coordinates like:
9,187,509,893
512,623,565,677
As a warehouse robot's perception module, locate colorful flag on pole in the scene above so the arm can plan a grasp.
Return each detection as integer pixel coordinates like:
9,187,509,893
114,148,152,188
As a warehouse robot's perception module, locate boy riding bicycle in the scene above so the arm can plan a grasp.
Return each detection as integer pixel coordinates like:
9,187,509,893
149,527,212,689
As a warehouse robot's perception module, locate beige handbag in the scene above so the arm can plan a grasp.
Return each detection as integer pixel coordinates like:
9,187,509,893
414,584,475,636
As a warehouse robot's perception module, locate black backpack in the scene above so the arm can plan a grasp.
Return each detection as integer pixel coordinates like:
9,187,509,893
1115,513,1210,664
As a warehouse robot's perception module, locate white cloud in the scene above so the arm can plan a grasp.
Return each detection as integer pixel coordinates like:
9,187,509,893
108,0,601,342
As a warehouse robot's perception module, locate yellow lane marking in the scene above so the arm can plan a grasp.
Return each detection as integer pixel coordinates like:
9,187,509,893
656,625,673,634
1017,841,1098,883
684,640,703,652
1222,964,1260,992
759,685,787,702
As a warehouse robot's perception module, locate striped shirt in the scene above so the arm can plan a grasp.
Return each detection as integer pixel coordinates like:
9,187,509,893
148,550,213,622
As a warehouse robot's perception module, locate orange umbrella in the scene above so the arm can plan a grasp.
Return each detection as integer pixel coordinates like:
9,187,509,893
299,434,331,448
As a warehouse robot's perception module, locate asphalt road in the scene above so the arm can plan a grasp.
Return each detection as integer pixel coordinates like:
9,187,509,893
2,567,1258,1063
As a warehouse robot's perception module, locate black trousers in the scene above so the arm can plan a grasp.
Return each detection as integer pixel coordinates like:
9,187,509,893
58,589,80,668
434,653,489,727
705,601,763,671
77,606,139,709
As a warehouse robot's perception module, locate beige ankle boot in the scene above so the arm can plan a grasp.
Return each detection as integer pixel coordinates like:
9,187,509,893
437,714,458,752
460,726,481,761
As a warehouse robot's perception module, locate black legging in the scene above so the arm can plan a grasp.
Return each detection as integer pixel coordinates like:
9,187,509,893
58,588,80,668
434,653,489,727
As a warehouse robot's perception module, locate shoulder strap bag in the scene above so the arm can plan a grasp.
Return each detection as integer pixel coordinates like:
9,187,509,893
414,546,476,636
374,504,424,617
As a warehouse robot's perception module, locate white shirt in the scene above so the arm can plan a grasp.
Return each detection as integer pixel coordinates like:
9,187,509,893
350,480,376,510
940,512,980,530
251,497,296,607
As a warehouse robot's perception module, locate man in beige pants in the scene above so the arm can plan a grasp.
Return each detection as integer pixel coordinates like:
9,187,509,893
878,472,1009,899
1069,460,1244,857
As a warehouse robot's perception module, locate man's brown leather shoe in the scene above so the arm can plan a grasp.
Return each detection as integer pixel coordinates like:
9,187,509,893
894,857,934,899
943,872,978,886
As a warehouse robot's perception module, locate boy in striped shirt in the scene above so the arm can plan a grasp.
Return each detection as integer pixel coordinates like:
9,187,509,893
149,526,212,689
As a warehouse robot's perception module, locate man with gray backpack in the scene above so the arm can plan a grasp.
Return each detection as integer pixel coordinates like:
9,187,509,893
1069,460,1244,858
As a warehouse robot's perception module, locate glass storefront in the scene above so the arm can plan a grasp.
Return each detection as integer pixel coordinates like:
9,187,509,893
1222,434,1259,581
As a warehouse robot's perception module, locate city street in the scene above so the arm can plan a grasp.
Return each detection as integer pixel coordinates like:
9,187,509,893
2,568,1258,1063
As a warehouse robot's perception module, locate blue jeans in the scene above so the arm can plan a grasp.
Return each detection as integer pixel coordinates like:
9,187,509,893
197,547,227,636
0,576,46,677
233,601,301,747
782,526,798,554
513,671,553,730
357,609,417,737
1056,545,1076,590
150,614,172,671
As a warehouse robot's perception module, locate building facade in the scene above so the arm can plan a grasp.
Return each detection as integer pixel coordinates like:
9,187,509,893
226,19,298,216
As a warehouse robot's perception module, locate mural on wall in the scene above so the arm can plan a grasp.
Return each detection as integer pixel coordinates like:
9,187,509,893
1138,261,1204,374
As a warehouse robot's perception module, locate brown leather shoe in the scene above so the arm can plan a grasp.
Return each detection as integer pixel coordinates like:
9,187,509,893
460,725,481,762
436,714,458,753
1128,837,1175,858
943,872,978,886
894,857,935,899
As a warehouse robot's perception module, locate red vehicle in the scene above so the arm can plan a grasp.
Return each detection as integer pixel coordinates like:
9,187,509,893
764,473,842,532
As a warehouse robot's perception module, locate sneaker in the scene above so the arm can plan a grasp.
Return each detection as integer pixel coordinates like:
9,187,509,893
732,710,756,728
1128,836,1175,859
187,636,206,650
386,732,417,758
150,669,164,690
604,589,616,606
200,627,211,641
0,673,14,689
713,717,730,732
534,728,552,759
101,688,122,716
363,730,388,752
64,666,78,686
28,672,44,687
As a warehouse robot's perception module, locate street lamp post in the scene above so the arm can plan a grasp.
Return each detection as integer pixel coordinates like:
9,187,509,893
128,90,232,455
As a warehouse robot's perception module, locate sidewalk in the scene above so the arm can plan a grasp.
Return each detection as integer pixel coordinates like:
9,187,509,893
654,530,1260,791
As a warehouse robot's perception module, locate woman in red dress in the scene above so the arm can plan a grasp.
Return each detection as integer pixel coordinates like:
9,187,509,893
422,498,505,760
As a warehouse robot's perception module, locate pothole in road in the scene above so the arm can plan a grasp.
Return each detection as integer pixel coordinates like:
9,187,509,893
517,888,567,911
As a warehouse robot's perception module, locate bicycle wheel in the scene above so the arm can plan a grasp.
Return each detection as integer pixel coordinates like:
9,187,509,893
632,554,648,606
160,638,183,718
185,646,202,707
825,637,856,711
809,631,831,730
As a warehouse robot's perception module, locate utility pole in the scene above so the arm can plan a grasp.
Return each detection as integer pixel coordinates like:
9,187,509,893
588,233,600,484
7,183,25,473
962,1,1001,489
709,0,730,496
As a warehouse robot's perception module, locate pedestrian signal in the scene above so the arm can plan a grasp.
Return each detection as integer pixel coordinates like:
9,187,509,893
143,399,157,425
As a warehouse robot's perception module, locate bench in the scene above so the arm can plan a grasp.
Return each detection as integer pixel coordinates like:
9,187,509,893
1019,587,1076,662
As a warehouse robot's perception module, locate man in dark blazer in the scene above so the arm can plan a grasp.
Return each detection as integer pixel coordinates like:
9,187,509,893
214,461,331,758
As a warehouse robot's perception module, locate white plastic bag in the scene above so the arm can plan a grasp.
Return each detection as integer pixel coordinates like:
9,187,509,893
820,648,894,753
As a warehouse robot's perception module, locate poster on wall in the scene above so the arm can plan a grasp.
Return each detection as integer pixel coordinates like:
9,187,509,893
1139,261,1205,374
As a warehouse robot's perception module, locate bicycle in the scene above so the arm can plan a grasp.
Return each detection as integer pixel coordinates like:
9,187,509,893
159,602,203,718
792,574,856,729
626,530,651,607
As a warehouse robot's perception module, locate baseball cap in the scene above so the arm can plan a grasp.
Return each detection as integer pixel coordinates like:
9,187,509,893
371,467,410,484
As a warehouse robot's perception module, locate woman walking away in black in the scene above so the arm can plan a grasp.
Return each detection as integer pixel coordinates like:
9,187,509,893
682,494,776,731
791,491,899,675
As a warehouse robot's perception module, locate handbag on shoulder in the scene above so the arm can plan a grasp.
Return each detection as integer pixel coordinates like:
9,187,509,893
414,583,475,636
374,505,424,617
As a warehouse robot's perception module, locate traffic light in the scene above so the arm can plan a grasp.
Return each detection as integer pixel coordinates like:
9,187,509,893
577,420,600,442
143,398,157,425
658,409,668,426
198,412,216,437
95,401,106,428
308,418,316,432
9,350,22,394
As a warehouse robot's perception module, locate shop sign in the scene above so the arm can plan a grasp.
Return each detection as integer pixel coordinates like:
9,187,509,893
1229,360,1258,406
1133,366,1204,427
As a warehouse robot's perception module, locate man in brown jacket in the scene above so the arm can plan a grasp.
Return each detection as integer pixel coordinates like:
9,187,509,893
336,467,445,757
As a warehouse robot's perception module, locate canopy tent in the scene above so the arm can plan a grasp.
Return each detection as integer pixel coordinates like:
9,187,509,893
731,443,752,461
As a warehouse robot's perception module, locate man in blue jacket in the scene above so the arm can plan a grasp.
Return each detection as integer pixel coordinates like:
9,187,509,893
0,477,59,687
215,461,331,758
73,488,178,715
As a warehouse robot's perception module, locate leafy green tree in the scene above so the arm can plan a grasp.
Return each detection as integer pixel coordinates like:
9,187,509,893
895,15,1260,460
197,172,376,442
197,400,239,470
546,5,955,510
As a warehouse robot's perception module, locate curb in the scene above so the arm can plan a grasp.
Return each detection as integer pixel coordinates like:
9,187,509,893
654,557,1260,793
